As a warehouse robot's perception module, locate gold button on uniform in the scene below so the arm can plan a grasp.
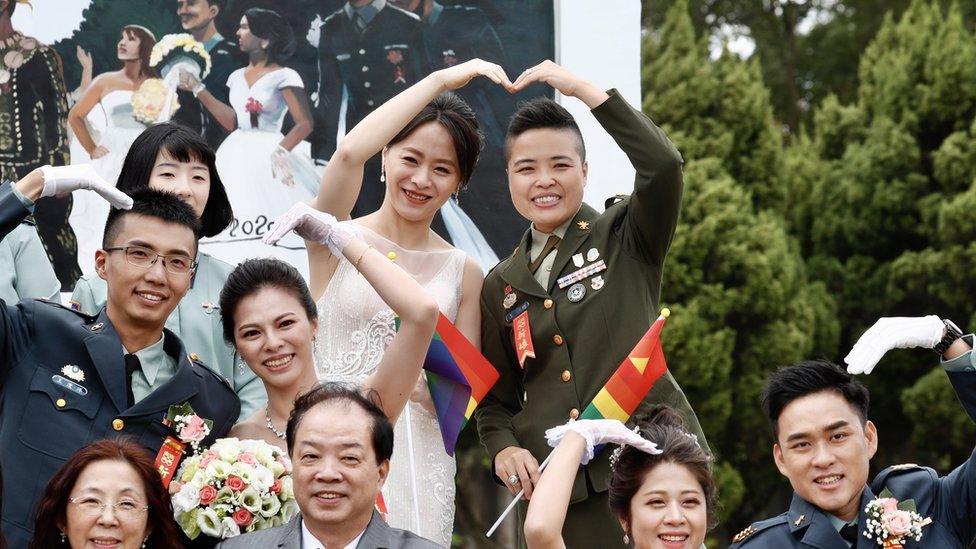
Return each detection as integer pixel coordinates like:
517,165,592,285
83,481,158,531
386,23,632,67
561,370,571,382
112,418,124,431
387,251,397,261
553,334,564,345
544,299,553,309
55,398,66,408
189,352,199,362
569,408,580,419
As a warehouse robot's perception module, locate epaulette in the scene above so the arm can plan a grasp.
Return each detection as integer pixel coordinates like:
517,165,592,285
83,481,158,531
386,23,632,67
189,353,234,390
604,194,628,209
730,514,789,546
36,298,96,320
872,463,936,496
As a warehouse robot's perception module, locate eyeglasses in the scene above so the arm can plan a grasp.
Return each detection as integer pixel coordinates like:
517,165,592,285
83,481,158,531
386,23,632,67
104,246,197,275
68,497,149,519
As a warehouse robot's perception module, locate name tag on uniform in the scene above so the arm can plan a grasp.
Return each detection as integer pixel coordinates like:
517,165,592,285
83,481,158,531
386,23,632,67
51,374,88,396
513,310,535,369
505,301,529,323
155,436,186,489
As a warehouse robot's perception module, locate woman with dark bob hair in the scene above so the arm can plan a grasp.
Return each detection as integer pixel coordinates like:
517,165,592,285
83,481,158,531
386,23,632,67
180,7,319,272
71,123,267,421
265,57,511,545
524,407,717,549
30,438,180,549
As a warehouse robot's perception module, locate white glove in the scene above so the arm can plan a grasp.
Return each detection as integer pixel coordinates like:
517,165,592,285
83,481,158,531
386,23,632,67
844,315,946,375
545,419,661,465
39,164,132,209
263,202,354,256
270,146,295,187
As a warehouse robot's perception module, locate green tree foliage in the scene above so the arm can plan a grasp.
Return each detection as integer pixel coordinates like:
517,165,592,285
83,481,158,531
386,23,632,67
642,0,839,532
52,0,180,87
794,0,976,489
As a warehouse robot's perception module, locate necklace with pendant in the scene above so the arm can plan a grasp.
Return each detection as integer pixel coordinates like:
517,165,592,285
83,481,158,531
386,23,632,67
265,408,286,440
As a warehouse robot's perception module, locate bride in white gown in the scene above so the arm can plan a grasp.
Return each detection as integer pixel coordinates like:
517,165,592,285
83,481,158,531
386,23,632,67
183,8,318,275
309,59,512,546
68,25,155,274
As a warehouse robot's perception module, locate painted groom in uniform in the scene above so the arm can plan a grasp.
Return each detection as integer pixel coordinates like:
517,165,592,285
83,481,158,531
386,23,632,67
0,169,239,546
730,316,976,547
476,61,706,547
174,0,243,148
216,383,439,549
312,0,432,225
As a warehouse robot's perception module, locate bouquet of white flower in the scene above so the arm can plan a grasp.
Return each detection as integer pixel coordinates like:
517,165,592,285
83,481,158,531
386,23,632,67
170,438,298,540
148,33,212,123
131,78,179,125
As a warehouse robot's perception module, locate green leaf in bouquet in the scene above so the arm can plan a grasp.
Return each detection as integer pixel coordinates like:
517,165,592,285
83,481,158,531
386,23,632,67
897,498,918,513
179,507,202,540
879,488,895,500
167,402,195,423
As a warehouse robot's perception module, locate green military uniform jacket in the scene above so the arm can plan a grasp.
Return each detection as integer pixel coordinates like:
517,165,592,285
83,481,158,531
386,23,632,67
476,90,706,504
70,253,266,421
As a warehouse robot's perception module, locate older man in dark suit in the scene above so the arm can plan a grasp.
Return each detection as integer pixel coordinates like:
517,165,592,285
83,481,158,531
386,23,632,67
0,168,240,546
217,383,438,549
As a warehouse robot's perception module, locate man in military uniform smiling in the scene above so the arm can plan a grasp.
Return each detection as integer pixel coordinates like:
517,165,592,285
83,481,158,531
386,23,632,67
731,316,976,548
0,167,239,546
475,60,705,547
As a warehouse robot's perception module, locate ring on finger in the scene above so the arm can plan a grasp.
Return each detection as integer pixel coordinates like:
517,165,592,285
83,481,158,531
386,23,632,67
508,474,521,485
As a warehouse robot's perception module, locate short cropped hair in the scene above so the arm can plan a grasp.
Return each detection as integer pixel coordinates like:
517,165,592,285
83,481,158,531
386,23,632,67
219,258,317,345
505,97,585,162
286,383,394,464
117,123,233,238
102,188,202,252
761,360,871,440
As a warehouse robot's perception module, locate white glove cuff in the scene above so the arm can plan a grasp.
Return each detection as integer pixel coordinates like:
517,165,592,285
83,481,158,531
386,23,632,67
326,220,356,257
545,423,596,465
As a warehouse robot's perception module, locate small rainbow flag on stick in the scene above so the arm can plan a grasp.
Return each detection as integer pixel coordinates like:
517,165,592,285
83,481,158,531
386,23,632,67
580,308,670,422
403,313,499,456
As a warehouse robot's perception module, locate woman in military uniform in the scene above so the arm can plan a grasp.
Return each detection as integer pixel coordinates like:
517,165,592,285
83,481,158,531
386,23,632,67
70,123,266,421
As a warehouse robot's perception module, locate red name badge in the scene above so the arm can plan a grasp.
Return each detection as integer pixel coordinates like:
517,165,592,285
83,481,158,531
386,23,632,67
375,492,389,522
155,436,186,488
513,309,536,369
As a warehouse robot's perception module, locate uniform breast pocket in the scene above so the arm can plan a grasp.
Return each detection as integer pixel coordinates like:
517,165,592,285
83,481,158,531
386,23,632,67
19,368,103,459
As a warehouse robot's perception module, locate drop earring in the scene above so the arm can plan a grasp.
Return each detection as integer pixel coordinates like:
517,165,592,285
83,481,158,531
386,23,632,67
623,532,630,545
60,531,67,544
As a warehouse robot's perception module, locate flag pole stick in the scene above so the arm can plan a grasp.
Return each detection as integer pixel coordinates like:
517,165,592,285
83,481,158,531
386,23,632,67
485,448,555,538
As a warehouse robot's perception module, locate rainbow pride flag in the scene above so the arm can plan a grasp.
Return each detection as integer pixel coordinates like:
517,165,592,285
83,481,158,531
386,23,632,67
402,313,499,456
580,310,669,422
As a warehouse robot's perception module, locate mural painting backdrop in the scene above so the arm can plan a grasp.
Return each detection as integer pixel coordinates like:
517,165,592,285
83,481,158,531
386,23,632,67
6,0,554,284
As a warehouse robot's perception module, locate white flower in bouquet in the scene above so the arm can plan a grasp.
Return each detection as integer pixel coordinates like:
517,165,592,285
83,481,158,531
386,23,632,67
172,438,298,540
197,507,223,538
219,517,241,539
149,33,212,80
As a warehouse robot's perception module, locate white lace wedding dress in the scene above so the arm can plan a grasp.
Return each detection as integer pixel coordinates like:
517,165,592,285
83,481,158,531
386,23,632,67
313,222,465,547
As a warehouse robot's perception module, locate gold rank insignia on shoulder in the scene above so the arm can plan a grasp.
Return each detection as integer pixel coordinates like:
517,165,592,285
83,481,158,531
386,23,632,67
577,220,590,231
890,463,919,470
732,525,756,543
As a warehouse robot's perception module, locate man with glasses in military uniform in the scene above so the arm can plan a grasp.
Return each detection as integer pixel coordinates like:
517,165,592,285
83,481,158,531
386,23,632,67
0,166,240,547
